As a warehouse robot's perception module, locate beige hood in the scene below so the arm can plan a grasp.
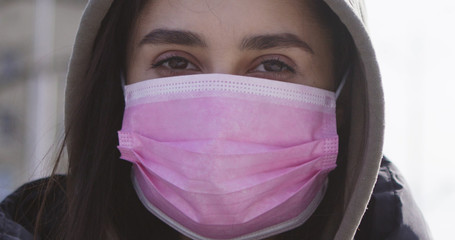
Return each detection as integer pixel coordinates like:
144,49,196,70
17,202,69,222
65,0,384,239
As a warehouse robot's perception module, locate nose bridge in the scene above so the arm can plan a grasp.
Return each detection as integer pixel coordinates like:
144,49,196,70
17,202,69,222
203,21,244,75
206,45,242,75
210,59,238,75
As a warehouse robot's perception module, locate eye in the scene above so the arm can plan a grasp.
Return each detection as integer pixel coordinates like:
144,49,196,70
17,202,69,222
254,59,295,73
150,51,201,77
250,56,296,74
247,56,297,81
152,56,199,71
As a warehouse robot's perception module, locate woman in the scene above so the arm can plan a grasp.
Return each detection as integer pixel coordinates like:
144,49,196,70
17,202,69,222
0,0,431,239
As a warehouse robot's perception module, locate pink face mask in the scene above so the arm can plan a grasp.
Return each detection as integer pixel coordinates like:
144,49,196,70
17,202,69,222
117,74,339,240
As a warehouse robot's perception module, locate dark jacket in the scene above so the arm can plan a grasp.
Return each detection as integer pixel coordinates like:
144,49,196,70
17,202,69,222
0,158,431,240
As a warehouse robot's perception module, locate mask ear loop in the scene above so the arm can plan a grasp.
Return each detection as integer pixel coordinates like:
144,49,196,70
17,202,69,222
335,66,351,100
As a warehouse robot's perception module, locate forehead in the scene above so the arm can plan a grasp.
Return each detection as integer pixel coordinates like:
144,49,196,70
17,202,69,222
133,0,322,44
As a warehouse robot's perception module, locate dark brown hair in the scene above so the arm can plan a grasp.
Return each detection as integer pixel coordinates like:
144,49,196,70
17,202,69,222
35,0,355,239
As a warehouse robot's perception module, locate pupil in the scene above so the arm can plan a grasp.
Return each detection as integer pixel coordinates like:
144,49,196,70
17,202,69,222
169,58,188,69
264,61,283,72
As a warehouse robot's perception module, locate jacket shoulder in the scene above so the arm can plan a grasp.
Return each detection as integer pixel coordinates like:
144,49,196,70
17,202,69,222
0,175,66,240
355,157,432,240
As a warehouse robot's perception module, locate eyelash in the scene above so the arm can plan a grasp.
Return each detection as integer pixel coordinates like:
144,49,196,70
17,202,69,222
150,52,201,77
255,56,296,73
151,54,193,68
151,58,170,68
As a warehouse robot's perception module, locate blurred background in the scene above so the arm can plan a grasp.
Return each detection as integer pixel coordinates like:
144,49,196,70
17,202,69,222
0,0,86,196
366,1,455,239
0,0,453,239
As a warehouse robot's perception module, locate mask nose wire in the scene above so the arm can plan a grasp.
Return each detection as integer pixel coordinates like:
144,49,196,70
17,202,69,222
121,69,350,99
335,66,351,100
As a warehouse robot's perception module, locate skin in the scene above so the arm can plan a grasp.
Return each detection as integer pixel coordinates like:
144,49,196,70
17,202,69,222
125,0,337,239
127,0,335,91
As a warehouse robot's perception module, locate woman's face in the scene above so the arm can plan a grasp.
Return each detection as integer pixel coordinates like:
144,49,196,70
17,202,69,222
127,0,335,91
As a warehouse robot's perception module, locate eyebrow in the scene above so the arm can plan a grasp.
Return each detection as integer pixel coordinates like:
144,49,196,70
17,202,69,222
241,33,314,54
139,29,314,54
139,29,207,47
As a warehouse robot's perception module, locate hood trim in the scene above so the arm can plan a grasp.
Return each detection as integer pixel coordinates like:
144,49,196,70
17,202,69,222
65,0,113,149
323,0,384,239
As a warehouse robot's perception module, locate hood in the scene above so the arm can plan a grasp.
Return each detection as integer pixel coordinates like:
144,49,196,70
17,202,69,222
65,0,384,239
